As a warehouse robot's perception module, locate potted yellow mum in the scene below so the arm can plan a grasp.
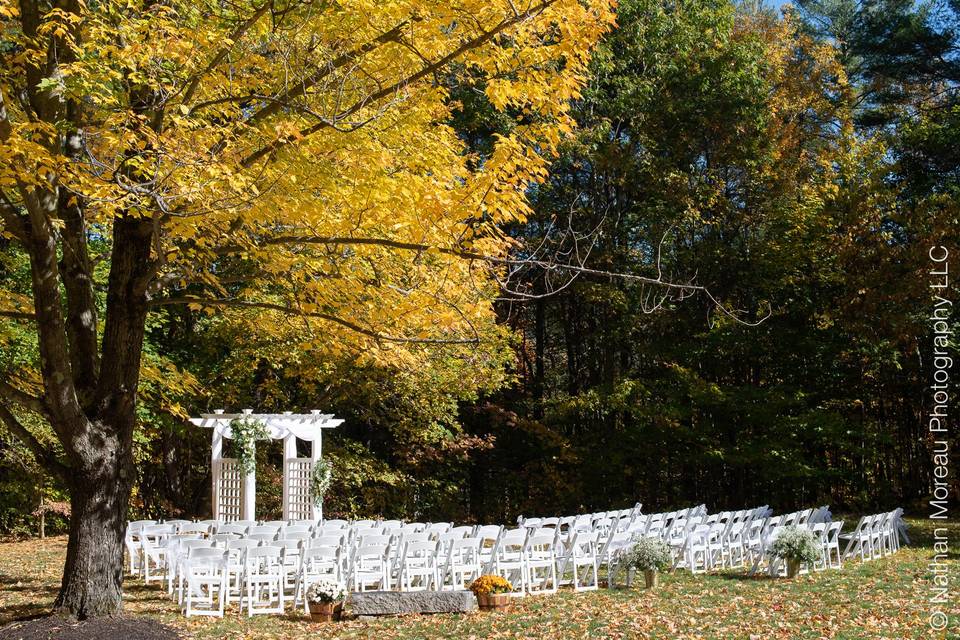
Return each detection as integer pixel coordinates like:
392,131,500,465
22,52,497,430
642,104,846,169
469,575,513,610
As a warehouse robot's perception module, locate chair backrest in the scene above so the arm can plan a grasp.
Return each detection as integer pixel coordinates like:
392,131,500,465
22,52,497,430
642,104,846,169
186,547,226,567
179,523,211,536
226,539,260,552
357,534,393,547
301,545,340,566
284,525,312,535
426,522,452,536
248,533,276,543
570,530,600,554
216,524,246,535
180,539,214,553
311,534,345,548
283,531,311,542
402,540,440,562
496,528,528,557
474,525,502,542
245,545,284,568
142,524,176,537
275,538,303,554
401,532,432,545
210,533,239,544
826,520,844,542
322,519,348,528
314,525,345,537
247,525,280,537
288,519,316,528
261,520,286,528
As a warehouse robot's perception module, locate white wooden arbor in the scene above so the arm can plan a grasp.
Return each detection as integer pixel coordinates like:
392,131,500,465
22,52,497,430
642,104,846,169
189,410,343,522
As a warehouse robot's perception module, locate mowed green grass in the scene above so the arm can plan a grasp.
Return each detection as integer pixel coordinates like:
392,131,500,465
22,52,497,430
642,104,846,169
0,518,955,639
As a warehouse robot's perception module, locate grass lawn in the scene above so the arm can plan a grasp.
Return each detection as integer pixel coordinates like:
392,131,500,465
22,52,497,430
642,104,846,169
0,518,955,639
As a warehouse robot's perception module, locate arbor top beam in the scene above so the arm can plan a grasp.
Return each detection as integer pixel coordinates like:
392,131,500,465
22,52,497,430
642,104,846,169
189,409,343,442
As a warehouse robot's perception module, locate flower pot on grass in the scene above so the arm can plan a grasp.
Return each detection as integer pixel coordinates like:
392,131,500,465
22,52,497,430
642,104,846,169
786,559,802,579
476,593,512,610
770,526,820,579
308,601,338,622
305,579,345,622
470,575,513,611
643,569,660,589
625,538,672,590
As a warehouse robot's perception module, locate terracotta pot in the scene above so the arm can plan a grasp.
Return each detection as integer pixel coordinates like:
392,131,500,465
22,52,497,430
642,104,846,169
308,601,339,622
786,559,802,579
643,569,659,589
476,593,511,611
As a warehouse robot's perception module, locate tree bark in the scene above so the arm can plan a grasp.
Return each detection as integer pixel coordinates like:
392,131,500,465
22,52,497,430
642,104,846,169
53,424,133,618
50,216,153,618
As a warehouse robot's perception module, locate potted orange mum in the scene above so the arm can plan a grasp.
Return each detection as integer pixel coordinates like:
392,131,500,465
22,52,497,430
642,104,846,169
469,575,513,610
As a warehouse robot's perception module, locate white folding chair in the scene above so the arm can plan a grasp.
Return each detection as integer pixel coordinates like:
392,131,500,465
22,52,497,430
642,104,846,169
523,529,558,594
556,530,599,591
182,548,227,617
488,528,527,594
441,536,482,591
349,541,391,592
295,545,342,612
242,546,286,616
397,540,441,591
140,524,175,584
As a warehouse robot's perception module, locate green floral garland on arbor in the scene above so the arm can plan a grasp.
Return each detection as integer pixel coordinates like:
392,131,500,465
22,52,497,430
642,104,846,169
310,459,333,507
230,416,270,475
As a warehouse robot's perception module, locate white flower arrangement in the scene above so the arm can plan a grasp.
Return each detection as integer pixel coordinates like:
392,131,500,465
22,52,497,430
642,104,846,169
229,416,270,475
310,459,334,507
625,536,673,572
305,578,345,604
770,526,821,564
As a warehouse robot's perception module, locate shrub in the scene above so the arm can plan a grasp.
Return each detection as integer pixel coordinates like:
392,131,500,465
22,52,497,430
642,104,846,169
305,578,345,604
626,537,673,572
770,526,821,564
469,575,513,596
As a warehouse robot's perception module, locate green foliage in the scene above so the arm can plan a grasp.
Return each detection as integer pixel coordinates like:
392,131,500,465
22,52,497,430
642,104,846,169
229,417,270,476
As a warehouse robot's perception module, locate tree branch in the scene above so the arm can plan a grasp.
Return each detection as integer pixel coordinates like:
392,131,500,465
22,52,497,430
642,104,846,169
237,19,410,126
0,379,51,418
0,402,68,478
149,296,480,344
179,2,273,107
0,309,36,320
240,1,556,167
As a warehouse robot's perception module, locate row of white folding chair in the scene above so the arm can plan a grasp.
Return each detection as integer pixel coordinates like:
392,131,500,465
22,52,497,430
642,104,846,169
484,527,563,595
177,544,287,617
840,511,901,561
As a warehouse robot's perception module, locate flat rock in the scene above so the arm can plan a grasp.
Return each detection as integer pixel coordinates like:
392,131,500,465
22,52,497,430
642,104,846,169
346,590,477,616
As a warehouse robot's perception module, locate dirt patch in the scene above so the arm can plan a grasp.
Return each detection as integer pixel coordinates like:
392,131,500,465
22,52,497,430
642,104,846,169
0,615,181,640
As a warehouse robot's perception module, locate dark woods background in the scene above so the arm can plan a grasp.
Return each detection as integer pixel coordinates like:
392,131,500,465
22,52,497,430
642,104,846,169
2,0,958,534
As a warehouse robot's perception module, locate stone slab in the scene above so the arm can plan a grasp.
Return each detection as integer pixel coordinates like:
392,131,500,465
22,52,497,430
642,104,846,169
346,590,477,616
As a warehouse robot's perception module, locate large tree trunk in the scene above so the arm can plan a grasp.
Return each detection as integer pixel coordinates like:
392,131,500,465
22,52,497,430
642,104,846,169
54,426,134,618
49,216,154,618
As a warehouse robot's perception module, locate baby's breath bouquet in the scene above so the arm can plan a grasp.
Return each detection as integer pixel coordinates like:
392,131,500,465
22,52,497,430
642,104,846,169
771,527,821,564
626,537,673,572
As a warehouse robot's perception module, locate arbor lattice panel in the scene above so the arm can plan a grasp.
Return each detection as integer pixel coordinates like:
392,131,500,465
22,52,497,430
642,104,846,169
215,458,243,522
285,458,314,521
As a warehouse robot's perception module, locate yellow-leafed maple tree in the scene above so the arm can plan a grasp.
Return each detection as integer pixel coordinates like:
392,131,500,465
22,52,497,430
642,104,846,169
0,0,615,617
